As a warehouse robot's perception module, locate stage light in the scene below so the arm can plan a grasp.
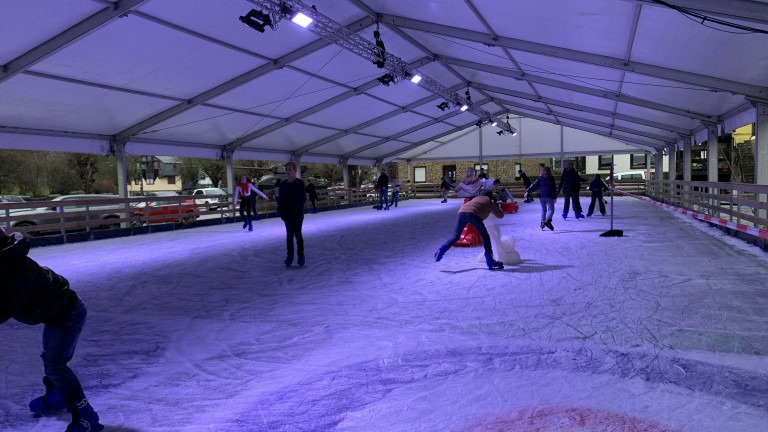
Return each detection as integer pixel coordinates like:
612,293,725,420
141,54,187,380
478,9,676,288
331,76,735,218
377,73,395,86
437,102,450,111
239,9,272,33
475,120,483,127
292,12,313,27
460,104,469,112
491,121,498,127
511,131,518,136
410,74,422,84
496,130,505,136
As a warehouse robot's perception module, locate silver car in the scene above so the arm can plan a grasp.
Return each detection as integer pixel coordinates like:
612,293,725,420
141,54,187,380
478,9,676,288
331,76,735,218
9,194,125,236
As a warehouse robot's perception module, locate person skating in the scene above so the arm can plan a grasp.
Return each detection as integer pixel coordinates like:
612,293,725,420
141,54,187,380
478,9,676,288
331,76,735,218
587,174,609,217
305,179,318,213
389,176,402,207
434,195,505,270
233,174,268,231
524,166,558,231
0,226,104,432
278,161,306,267
557,162,587,220
439,176,454,203
376,168,389,210
518,170,533,202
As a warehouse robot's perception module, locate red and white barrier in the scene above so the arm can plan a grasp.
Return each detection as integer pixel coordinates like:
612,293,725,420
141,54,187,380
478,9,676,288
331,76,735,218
611,189,768,241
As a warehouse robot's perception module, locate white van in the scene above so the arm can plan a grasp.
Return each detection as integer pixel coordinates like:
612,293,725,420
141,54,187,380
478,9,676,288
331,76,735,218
606,171,647,181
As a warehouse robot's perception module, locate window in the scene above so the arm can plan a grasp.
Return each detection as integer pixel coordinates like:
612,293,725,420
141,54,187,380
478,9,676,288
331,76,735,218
442,165,456,183
167,176,176,185
414,167,426,183
630,154,645,169
474,163,488,173
599,156,612,169
514,163,521,179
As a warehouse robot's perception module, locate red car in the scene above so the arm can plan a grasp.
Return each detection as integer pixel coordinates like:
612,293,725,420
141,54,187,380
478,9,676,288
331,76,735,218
133,199,199,225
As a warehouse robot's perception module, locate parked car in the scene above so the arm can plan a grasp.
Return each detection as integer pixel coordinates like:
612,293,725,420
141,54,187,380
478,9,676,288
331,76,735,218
132,199,198,225
605,171,647,181
9,194,123,235
192,188,228,210
0,195,33,213
145,191,180,197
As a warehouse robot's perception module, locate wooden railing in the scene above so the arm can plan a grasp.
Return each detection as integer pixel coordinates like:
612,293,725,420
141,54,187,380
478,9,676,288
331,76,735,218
645,180,768,230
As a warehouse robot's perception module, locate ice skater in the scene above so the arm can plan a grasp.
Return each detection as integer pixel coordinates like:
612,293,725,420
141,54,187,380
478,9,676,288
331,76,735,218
0,226,103,432
278,161,306,267
233,174,268,231
524,166,558,231
455,167,482,199
518,170,533,202
389,176,402,207
434,195,505,270
305,179,318,213
376,168,389,210
440,176,454,203
249,178,262,221
587,174,609,217
558,162,587,220
497,187,513,203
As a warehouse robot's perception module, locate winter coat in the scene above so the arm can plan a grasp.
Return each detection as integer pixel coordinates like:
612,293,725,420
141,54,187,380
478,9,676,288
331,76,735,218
306,183,318,200
278,178,306,219
558,168,587,194
458,196,504,220
440,178,454,190
377,172,389,190
589,178,609,196
0,234,77,325
520,172,532,189
526,176,557,199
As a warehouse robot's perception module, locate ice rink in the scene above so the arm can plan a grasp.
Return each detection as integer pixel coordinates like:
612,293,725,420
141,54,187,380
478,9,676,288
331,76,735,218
1,196,767,432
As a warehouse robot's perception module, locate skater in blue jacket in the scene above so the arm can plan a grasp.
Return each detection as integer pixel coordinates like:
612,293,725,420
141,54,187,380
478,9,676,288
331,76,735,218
0,227,103,432
524,166,558,231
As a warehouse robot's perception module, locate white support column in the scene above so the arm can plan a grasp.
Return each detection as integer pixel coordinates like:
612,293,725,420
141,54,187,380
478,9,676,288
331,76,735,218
654,151,663,197
293,155,302,179
112,140,128,199
559,125,565,172
223,151,235,195
755,101,768,186
341,158,349,189
683,136,692,182
706,123,719,183
667,143,677,181
478,126,483,167
406,160,412,183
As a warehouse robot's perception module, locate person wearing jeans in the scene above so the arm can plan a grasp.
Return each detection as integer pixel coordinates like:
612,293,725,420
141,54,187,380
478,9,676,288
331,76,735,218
376,168,389,210
525,166,558,231
434,196,505,270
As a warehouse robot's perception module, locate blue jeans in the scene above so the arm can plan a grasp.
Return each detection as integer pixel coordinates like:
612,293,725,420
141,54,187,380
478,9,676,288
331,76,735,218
443,213,493,256
539,197,555,221
379,187,388,209
390,191,399,206
42,296,87,404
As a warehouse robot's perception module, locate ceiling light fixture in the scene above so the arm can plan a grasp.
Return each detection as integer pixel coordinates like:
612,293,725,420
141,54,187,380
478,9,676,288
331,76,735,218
239,9,273,33
410,74,422,84
436,101,450,111
377,73,396,86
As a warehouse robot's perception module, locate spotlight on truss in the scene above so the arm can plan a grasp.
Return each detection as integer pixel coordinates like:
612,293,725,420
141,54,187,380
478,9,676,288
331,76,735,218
377,73,396,86
475,120,484,127
239,9,273,33
491,121,498,127
436,101,450,111
410,74,422,84
496,130,505,136
460,104,469,112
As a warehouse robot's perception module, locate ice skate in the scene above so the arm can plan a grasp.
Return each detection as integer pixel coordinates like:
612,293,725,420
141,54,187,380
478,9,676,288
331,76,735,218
562,212,568,220
297,254,305,267
242,220,248,229
544,219,555,231
484,253,504,270
248,223,253,231
441,199,447,203
29,376,67,413
284,256,293,267
66,398,103,432
575,212,585,220
434,244,450,262
540,221,545,231
586,213,593,217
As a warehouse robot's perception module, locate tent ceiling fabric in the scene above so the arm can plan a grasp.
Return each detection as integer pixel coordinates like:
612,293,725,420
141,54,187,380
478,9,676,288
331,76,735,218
1,0,766,165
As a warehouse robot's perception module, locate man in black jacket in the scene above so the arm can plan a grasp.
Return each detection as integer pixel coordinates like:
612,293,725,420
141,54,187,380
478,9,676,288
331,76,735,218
557,162,587,220
376,168,389,210
278,161,307,267
0,227,103,432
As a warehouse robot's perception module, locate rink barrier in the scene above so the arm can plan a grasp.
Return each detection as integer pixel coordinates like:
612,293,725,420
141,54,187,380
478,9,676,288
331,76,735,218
612,188,768,241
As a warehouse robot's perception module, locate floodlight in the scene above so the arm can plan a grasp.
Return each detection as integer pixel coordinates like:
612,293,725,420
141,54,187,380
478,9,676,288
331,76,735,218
436,102,450,111
496,130,505,136
491,121,498,127
239,9,272,33
475,120,483,127
377,73,396,86
291,12,313,27
410,74,422,84
511,131,518,136
460,104,469,112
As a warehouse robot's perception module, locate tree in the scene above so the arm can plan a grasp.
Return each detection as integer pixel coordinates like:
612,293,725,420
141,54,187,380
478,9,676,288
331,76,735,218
67,153,101,193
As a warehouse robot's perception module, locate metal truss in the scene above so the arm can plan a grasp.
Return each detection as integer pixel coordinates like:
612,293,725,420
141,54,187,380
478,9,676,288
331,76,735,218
246,0,516,134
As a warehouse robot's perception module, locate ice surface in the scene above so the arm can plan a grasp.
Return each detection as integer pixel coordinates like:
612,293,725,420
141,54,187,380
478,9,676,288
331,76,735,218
1,197,767,431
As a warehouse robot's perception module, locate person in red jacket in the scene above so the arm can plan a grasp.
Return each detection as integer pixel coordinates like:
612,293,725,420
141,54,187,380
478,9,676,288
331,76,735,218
0,226,103,432
433,195,505,270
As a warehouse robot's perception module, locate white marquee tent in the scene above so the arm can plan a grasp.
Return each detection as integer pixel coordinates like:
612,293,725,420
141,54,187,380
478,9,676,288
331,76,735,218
1,0,767,176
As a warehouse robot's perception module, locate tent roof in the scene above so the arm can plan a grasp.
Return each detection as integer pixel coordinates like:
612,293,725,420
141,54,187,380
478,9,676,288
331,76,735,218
1,0,766,165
